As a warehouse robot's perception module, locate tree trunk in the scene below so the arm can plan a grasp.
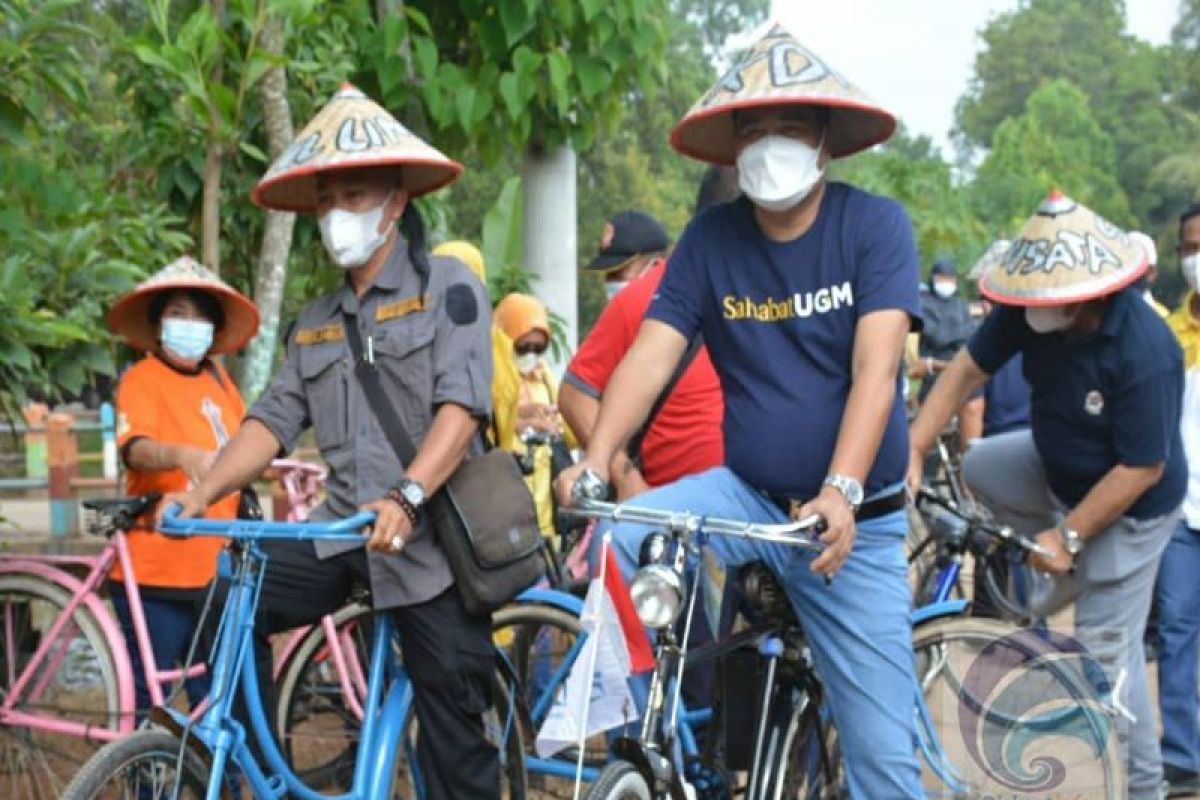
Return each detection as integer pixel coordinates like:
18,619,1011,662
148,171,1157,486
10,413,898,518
522,144,578,369
200,0,227,274
238,15,296,402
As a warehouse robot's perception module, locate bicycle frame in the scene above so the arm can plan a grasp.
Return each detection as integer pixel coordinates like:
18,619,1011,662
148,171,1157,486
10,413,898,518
156,510,413,800
0,460,327,742
0,529,203,739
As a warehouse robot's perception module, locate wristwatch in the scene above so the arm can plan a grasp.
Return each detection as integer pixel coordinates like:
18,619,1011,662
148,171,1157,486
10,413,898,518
1058,523,1083,557
822,474,864,512
397,478,427,510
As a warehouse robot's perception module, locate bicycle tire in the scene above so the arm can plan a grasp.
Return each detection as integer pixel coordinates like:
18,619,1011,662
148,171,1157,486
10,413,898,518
0,572,125,800
274,602,374,789
492,601,613,793
59,728,209,799
276,602,527,798
913,616,1124,799
584,761,653,800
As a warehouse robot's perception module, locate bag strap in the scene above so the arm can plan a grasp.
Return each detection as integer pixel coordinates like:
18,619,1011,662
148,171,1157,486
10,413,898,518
342,311,418,467
626,333,703,462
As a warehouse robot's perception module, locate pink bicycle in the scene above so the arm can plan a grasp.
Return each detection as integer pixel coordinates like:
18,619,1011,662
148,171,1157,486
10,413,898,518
0,459,326,799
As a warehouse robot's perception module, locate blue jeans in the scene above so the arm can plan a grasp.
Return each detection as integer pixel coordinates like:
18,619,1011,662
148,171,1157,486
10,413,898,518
109,588,210,722
1156,520,1200,773
596,467,922,800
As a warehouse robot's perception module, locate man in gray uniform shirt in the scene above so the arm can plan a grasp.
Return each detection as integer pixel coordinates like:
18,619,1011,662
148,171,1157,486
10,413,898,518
171,85,499,799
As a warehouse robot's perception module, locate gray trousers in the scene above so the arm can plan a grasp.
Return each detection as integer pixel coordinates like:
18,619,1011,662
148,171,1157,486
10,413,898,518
963,430,1177,800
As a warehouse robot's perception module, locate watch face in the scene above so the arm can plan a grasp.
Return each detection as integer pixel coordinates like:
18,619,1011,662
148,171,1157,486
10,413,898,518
401,481,424,506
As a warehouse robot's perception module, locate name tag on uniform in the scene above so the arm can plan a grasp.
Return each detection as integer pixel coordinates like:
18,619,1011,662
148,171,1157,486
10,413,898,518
376,294,430,322
294,323,344,345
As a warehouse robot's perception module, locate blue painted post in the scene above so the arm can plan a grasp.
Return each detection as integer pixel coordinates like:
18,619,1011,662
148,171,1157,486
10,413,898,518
100,402,118,482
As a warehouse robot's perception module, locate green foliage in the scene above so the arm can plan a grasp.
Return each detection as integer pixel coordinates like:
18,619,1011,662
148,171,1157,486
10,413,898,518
833,128,990,278
359,0,671,161
955,0,1200,226
479,176,525,304
972,80,1131,230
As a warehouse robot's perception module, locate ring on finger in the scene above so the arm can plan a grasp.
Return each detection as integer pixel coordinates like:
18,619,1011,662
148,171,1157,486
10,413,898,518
391,535,404,552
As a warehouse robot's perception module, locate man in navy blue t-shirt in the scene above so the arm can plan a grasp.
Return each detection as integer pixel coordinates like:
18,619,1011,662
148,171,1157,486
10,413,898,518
557,25,924,798
909,192,1184,800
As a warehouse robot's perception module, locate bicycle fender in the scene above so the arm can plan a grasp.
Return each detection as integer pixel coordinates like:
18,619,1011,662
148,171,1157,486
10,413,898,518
514,586,584,616
912,599,970,626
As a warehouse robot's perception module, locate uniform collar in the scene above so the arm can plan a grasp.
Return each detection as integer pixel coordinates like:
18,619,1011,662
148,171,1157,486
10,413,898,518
335,238,411,318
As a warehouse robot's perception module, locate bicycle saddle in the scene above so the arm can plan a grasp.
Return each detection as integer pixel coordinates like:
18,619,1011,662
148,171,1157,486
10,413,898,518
83,494,161,534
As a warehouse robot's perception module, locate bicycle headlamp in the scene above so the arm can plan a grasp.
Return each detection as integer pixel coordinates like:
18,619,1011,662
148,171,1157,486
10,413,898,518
629,564,683,629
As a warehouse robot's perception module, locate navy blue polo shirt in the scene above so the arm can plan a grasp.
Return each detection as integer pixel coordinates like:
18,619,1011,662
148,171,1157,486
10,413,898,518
967,288,1185,519
983,352,1031,437
646,183,921,499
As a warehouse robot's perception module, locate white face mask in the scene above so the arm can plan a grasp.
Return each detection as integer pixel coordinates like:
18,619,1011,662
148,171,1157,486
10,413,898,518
161,318,214,361
515,352,540,375
1025,305,1077,334
932,280,957,299
318,193,392,269
1182,253,1200,292
736,133,825,213
604,281,628,302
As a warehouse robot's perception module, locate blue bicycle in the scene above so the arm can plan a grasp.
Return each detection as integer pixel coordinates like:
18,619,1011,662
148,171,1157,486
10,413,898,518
60,509,527,800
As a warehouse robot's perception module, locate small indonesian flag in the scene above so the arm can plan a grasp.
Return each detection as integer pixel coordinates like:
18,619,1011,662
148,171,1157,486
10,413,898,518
535,539,654,758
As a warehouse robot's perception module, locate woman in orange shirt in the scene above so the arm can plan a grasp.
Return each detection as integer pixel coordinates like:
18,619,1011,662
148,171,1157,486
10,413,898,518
107,256,259,719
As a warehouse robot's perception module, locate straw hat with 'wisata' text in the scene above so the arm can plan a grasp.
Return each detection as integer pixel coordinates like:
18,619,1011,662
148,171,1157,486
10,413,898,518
979,191,1147,307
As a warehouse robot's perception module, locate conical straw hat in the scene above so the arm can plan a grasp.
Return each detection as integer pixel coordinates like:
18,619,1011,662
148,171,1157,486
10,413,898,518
108,256,260,355
252,84,462,213
979,191,1147,306
670,23,896,165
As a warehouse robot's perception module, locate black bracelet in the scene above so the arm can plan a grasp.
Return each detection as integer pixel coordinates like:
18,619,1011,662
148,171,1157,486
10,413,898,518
385,488,419,525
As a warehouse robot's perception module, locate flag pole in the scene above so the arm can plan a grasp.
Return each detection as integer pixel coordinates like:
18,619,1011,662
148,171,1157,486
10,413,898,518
572,532,610,800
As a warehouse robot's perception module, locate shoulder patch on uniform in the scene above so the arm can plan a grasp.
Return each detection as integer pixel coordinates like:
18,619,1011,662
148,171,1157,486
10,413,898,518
446,283,479,326
294,323,344,346
376,294,429,322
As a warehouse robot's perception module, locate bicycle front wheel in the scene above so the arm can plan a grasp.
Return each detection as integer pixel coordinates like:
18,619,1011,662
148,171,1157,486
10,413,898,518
913,616,1124,799
59,728,209,799
0,572,125,799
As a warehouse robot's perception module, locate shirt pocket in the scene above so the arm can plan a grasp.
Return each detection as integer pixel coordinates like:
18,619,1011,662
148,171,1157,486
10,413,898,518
300,343,349,452
374,317,436,406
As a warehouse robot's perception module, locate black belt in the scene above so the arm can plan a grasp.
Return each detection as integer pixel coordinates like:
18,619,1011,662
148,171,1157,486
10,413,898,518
767,488,906,522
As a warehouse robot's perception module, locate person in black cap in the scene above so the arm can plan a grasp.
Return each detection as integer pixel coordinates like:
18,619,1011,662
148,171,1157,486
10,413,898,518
587,210,671,303
917,258,983,444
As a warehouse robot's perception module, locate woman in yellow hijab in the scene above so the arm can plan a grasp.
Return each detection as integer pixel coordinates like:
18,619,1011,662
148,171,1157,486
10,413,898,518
493,293,578,537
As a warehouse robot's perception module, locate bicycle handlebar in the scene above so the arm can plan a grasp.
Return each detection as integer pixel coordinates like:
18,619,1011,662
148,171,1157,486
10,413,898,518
158,504,375,541
916,488,1051,558
562,498,825,551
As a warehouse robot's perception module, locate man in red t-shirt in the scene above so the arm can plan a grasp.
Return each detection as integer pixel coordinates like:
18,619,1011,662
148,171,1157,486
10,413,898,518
561,210,724,499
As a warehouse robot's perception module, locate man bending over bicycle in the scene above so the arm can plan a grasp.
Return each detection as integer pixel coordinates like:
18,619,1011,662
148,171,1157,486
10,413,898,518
556,25,924,799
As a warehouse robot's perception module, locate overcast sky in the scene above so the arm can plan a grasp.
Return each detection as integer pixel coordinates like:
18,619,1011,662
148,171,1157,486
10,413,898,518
767,0,1181,155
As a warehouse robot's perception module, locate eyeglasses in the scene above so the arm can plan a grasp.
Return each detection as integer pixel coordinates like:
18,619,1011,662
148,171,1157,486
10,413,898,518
514,342,548,356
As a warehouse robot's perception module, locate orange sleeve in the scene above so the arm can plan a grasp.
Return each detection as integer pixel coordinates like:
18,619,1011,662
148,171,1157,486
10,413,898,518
115,361,160,450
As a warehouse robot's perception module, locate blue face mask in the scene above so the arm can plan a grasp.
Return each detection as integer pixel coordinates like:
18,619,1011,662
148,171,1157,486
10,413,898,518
161,318,214,361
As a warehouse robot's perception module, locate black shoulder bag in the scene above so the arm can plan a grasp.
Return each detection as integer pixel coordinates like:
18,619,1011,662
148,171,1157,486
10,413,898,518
342,312,543,615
